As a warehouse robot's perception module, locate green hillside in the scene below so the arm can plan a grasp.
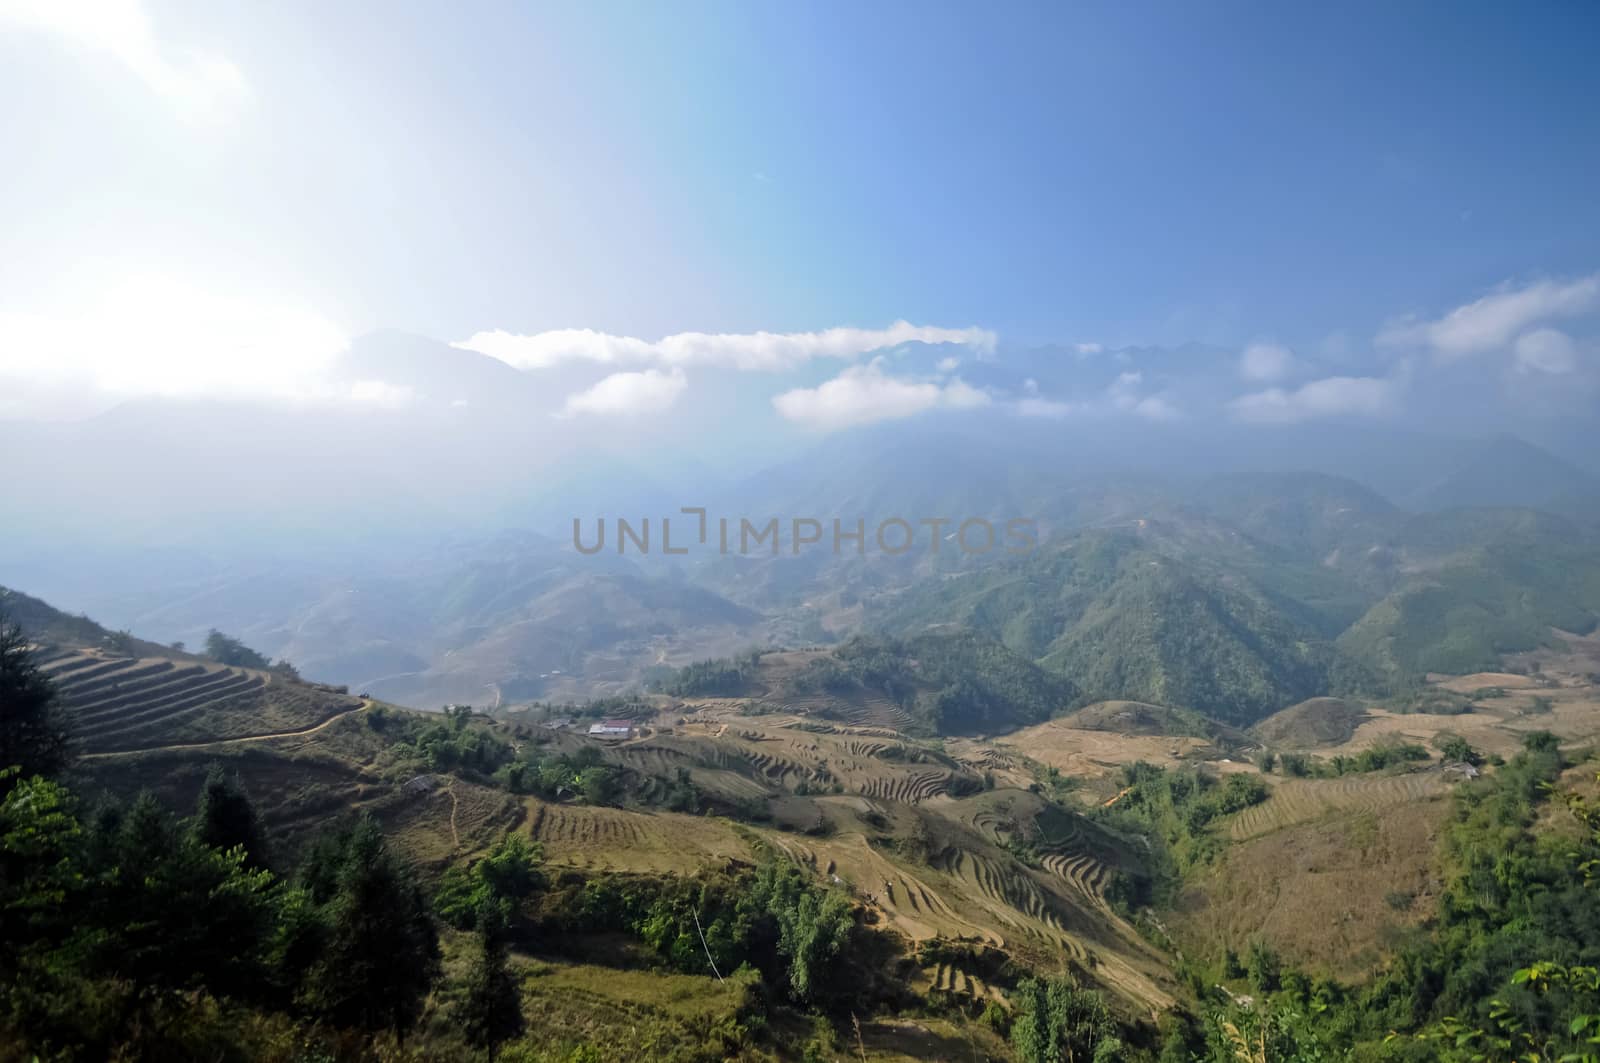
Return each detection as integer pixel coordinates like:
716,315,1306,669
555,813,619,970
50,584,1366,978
1035,556,1338,726
661,631,1077,735
875,533,1357,726
1337,542,1600,679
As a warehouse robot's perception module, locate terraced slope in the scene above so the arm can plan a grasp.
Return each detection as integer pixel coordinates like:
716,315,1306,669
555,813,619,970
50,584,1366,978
629,714,985,807
41,649,363,754
1229,772,1451,840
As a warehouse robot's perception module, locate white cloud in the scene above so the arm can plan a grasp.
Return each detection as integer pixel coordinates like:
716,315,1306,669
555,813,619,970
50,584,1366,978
1131,395,1180,421
936,356,960,373
1017,397,1081,419
1074,342,1103,355
771,361,989,431
1108,371,1179,420
560,367,687,417
1229,375,1396,423
1015,371,1177,421
1513,328,1579,375
0,272,349,407
1379,275,1600,360
0,0,248,123
454,320,997,372
347,380,416,408
1238,342,1295,382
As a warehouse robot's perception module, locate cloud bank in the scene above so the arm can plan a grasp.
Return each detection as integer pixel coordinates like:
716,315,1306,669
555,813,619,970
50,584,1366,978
1229,375,1397,423
561,367,688,417
1016,370,1179,422
454,321,997,372
1379,274,1600,361
772,361,989,430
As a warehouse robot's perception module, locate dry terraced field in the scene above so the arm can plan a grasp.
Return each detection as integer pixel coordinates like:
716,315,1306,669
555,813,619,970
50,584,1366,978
40,648,364,754
1229,772,1451,841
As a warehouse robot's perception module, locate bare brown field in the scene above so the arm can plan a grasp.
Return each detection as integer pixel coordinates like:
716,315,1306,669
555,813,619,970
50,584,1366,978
1228,772,1451,841
1171,794,1449,981
1253,697,1367,748
1318,683,1600,762
516,796,753,874
379,779,521,864
1517,628,1600,679
992,718,1248,802
1434,671,1543,693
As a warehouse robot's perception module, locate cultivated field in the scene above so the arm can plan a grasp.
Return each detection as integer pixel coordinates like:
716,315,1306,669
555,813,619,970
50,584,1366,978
1172,795,1449,980
40,648,364,754
53,630,1600,1025
1228,771,1450,841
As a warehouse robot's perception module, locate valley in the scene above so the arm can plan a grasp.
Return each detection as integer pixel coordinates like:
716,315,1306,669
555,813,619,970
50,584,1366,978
7,7,1599,1058
5,439,1600,1062
11,564,1600,1059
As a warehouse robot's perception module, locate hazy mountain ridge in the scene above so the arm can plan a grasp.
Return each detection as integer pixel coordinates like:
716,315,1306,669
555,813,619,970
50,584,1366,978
872,531,1359,725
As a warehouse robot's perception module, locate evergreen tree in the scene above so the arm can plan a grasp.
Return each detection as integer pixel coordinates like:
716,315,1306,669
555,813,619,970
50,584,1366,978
304,816,440,1039
94,791,277,1000
193,764,267,869
452,915,524,1058
0,618,71,791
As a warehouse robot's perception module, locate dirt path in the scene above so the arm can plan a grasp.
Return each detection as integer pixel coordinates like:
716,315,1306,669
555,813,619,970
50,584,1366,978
446,784,461,850
80,700,372,759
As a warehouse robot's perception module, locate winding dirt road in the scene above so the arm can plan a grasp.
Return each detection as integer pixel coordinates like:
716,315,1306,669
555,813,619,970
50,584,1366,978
80,700,372,759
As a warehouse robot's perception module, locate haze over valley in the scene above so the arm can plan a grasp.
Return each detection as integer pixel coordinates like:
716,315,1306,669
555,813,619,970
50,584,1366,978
4,3,1600,1060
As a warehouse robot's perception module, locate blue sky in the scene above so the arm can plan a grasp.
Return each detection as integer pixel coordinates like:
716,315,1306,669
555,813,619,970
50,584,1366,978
1,0,1597,432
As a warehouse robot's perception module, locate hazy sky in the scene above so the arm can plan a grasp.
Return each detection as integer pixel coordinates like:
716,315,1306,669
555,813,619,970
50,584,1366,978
2,0,1597,429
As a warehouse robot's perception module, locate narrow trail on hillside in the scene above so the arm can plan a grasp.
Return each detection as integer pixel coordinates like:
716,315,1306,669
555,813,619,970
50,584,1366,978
80,701,372,759
446,784,461,850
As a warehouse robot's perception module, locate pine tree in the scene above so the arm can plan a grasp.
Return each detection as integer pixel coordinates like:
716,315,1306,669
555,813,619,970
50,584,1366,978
0,617,71,791
453,915,524,1058
193,764,267,869
304,816,440,1039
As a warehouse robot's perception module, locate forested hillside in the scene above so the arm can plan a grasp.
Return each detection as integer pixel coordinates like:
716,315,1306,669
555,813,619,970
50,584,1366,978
874,533,1366,726
1338,539,1600,681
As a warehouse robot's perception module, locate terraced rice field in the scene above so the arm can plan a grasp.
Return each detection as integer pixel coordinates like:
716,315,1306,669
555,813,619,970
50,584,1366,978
995,720,1218,783
658,718,983,805
43,651,268,752
924,960,1004,1004
766,832,1009,947
1039,851,1115,907
856,768,960,803
764,690,919,732
1229,772,1451,841
933,848,1079,946
518,797,749,873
